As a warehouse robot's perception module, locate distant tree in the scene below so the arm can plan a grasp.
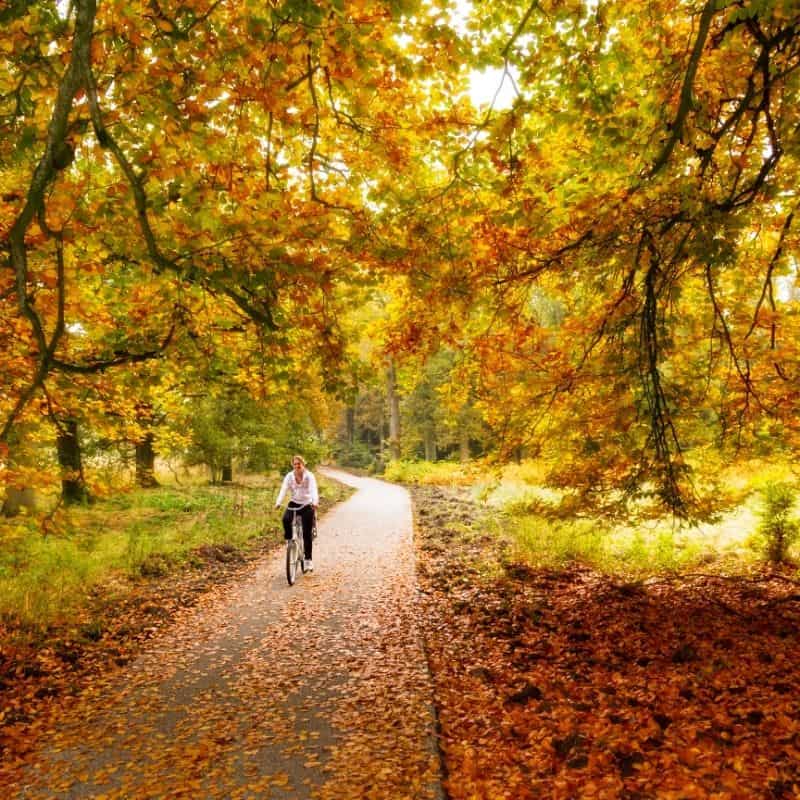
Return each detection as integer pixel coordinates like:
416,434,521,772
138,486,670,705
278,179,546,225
55,416,90,505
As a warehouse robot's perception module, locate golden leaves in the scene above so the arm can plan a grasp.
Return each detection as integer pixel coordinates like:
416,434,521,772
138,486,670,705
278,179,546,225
1,477,442,799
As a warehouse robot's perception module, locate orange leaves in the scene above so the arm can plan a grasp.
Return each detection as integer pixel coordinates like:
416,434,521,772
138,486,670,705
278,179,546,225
0,475,443,798
414,484,800,800
2,0,455,461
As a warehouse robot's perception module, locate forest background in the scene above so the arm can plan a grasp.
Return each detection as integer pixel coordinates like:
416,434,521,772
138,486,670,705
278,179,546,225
2,0,800,616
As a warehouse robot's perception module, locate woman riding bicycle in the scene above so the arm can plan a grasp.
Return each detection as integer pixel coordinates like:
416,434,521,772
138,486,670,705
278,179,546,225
274,455,319,572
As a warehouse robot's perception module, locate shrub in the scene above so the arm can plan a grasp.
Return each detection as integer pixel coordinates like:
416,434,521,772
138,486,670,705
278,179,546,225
332,441,377,470
753,482,799,564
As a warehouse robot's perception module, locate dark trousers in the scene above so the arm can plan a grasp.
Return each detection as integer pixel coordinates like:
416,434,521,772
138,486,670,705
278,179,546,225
282,503,314,559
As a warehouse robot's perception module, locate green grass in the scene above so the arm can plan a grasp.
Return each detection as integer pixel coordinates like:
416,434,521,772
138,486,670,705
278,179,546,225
510,516,604,569
0,474,350,630
504,490,800,577
408,455,800,576
505,514,715,575
383,459,477,486
403,456,800,576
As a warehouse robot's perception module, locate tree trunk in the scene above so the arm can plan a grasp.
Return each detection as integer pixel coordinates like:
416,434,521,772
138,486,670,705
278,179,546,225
221,457,233,483
57,418,89,505
346,406,355,446
1,430,38,517
135,433,159,488
424,429,437,462
2,487,37,517
387,360,401,460
460,427,470,462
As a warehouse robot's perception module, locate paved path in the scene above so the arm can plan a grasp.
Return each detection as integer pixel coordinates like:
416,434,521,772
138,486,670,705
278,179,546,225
11,469,443,799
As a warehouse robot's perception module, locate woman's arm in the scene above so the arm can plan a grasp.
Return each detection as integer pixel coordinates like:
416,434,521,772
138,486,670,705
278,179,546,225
275,473,289,507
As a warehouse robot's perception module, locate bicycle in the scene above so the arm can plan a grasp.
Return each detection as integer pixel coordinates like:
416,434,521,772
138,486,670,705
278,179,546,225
284,503,316,585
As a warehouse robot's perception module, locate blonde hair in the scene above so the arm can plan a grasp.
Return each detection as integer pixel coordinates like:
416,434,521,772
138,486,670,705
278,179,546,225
292,455,306,466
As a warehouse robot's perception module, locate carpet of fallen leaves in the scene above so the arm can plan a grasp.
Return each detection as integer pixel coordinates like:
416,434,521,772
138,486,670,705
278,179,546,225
413,485,800,800
0,486,348,769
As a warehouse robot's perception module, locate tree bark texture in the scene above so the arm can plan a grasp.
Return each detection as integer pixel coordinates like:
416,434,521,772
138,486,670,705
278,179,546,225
57,418,89,504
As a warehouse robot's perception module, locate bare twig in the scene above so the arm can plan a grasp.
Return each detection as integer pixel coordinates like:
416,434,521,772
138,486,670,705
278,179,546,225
746,205,796,342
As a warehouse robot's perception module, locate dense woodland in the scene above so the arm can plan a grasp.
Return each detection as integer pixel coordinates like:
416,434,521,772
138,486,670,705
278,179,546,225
2,0,800,522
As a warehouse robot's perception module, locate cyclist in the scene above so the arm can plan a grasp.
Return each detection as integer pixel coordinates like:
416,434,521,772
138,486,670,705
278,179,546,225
274,455,319,572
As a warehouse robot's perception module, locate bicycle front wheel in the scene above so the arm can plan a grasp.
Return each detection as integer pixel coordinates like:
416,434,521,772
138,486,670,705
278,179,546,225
286,540,299,585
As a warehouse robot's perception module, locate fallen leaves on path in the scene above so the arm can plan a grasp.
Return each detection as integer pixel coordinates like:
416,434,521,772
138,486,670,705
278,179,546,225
0,481,441,799
0,539,267,775
413,485,800,800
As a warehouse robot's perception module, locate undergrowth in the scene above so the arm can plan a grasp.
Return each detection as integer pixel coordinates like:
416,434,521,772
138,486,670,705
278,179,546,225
383,459,476,486
508,515,707,575
400,457,799,575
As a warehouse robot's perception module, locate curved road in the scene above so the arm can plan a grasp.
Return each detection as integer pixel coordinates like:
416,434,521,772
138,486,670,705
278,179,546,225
11,469,443,799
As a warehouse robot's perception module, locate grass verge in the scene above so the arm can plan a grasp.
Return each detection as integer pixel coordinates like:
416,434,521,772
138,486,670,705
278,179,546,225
0,472,353,761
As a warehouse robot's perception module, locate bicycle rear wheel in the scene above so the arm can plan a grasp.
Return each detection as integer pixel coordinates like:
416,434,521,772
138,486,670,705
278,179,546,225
286,540,299,585
294,516,307,574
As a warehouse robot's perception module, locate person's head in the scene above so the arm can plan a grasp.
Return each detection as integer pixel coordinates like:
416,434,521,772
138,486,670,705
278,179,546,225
292,455,305,473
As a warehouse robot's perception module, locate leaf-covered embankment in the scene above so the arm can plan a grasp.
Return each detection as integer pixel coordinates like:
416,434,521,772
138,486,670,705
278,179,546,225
412,485,800,800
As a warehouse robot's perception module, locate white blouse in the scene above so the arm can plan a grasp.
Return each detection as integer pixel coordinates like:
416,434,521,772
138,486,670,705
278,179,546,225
276,469,319,506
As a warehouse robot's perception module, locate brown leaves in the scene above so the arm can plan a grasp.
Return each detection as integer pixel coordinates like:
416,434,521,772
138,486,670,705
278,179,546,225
414,485,800,799
1,475,442,798
0,534,276,782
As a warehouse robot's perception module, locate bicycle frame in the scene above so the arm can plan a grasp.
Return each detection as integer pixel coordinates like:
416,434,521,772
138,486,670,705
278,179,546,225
285,503,309,585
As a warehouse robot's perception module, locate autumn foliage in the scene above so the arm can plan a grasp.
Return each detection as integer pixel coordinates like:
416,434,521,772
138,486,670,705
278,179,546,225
1,0,799,517
415,485,800,800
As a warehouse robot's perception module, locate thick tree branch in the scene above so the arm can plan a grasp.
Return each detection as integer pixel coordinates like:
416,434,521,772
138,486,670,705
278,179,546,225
50,324,175,373
81,61,178,275
492,231,595,286
2,0,97,443
82,57,278,329
650,0,718,177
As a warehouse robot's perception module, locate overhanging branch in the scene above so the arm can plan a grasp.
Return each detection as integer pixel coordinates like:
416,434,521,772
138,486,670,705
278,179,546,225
650,0,718,177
